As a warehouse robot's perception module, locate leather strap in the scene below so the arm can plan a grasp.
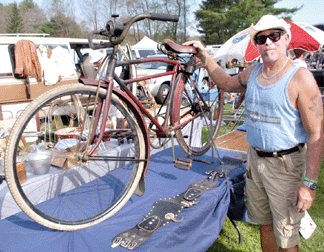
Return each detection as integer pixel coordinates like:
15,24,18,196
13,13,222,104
111,174,219,250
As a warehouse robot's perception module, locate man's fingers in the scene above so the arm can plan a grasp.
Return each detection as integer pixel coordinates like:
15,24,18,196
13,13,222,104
296,201,303,212
296,200,311,212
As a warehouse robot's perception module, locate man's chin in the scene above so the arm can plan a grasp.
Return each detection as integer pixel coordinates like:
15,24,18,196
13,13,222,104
261,52,278,62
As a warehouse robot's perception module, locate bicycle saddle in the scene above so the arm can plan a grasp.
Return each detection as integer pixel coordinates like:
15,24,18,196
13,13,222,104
161,39,197,54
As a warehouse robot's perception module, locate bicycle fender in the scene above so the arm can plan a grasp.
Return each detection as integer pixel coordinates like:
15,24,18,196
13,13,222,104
112,87,150,197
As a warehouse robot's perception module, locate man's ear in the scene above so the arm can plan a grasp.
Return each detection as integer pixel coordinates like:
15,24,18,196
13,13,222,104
284,33,290,48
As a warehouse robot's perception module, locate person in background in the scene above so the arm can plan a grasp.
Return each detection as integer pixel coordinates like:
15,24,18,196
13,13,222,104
293,51,308,68
316,52,324,70
309,51,318,69
81,50,104,79
184,14,324,252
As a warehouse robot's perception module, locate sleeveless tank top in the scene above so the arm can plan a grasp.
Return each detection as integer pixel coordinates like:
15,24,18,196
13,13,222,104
245,63,307,151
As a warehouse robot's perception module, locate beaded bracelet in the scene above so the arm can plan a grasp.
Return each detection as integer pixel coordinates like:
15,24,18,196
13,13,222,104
304,177,318,184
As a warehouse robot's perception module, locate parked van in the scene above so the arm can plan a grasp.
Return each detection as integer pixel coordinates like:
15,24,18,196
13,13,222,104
0,34,110,129
0,34,114,103
0,35,77,104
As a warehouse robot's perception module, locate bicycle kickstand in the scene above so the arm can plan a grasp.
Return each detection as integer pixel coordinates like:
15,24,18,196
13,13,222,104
190,143,215,165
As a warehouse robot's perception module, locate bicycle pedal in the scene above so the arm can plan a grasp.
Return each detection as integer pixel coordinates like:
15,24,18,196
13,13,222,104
174,157,192,170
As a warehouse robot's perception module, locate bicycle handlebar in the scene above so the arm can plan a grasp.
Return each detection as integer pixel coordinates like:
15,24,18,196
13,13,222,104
149,13,179,22
88,13,179,50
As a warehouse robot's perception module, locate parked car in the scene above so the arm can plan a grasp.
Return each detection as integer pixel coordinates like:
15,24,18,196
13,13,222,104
131,47,158,59
138,55,172,103
138,54,214,104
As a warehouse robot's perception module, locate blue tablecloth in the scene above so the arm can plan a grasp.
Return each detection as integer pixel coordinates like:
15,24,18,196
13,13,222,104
0,146,246,252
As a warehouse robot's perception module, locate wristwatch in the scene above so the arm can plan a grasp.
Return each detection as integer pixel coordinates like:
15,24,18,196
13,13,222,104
303,180,317,190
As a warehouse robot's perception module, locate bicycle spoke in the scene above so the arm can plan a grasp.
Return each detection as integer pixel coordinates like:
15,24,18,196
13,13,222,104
5,84,145,230
172,62,224,156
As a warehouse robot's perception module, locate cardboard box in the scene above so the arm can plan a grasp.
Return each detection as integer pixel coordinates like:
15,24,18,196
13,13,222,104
51,145,97,169
17,162,27,184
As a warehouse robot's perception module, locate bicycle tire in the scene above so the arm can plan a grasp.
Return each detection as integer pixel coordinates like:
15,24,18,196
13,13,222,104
172,61,224,156
5,83,145,231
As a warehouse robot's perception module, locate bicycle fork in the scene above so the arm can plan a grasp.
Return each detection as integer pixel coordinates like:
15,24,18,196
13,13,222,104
86,79,114,157
82,47,118,159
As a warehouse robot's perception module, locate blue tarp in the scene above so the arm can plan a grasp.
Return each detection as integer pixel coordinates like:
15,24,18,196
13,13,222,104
236,124,246,132
0,146,246,252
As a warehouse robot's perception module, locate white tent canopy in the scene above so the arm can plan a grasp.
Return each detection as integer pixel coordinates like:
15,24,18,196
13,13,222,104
132,36,158,49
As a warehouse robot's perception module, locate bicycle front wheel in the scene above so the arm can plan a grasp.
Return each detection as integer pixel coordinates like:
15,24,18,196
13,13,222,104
172,62,224,156
5,83,145,230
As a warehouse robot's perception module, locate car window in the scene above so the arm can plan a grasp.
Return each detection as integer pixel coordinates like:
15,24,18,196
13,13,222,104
106,48,123,61
132,49,156,59
139,50,156,58
139,61,168,70
0,45,14,77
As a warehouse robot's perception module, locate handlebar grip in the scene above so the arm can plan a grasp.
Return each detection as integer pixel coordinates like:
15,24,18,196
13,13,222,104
149,13,179,22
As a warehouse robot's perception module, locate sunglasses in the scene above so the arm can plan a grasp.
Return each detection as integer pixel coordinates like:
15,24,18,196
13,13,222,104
254,31,285,45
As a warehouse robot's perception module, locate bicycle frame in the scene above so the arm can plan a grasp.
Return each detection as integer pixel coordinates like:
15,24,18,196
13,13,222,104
83,44,210,158
114,56,180,136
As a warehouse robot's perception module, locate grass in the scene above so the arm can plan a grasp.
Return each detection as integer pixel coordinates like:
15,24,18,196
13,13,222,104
206,107,324,251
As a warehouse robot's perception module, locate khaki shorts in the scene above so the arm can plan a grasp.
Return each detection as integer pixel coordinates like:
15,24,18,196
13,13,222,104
245,145,306,248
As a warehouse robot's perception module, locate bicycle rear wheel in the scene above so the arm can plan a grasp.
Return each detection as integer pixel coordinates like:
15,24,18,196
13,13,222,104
5,83,145,230
171,61,224,156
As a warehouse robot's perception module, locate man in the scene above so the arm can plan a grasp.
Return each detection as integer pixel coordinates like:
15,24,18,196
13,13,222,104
293,50,308,69
316,51,324,70
184,15,324,252
81,50,104,79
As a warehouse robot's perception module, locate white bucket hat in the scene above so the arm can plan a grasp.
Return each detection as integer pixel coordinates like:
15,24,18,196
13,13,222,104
89,50,105,64
250,15,291,46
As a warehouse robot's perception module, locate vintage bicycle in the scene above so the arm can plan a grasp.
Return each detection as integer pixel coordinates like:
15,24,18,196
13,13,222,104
4,13,224,230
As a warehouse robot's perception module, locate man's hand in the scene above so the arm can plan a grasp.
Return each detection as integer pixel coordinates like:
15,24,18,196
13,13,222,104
295,184,316,212
182,41,206,60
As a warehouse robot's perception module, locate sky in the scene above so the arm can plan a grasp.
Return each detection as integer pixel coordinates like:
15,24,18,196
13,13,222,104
274,0,324,25
1,0,323,26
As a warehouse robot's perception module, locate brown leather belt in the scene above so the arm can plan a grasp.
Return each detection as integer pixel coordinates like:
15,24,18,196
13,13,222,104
255,143,305,158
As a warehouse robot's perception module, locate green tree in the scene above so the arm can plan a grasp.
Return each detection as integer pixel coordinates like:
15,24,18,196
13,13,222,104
195,0,300,44
19,0,47,33
20,0,37,9
6,3,25,33
40,0,87,38
40,14,86,38
0,4,7,33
